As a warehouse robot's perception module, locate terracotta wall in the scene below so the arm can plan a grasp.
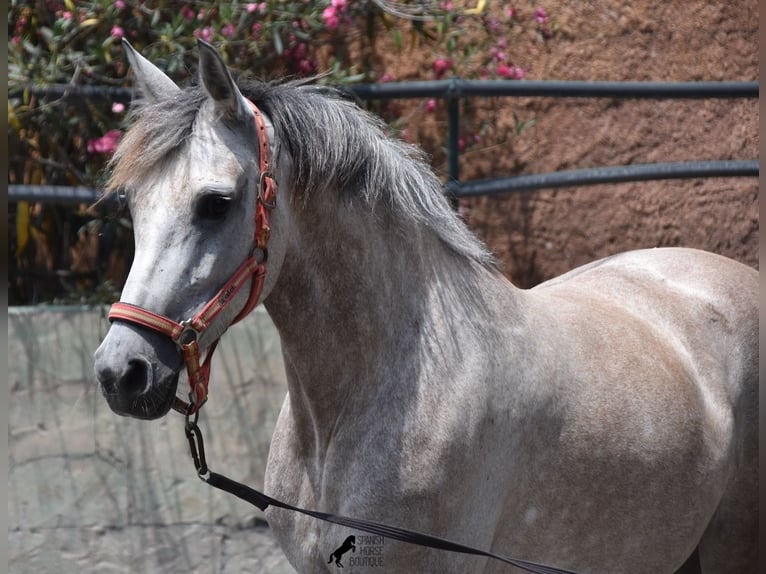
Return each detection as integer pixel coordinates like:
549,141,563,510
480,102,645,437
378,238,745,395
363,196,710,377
459,1,759,286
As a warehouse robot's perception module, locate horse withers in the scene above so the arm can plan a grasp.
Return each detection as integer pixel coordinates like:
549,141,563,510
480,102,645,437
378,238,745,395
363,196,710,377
94,40,758,573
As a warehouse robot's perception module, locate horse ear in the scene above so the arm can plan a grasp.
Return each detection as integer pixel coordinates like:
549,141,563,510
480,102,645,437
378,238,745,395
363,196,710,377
197,39,252,120
122,39,180,103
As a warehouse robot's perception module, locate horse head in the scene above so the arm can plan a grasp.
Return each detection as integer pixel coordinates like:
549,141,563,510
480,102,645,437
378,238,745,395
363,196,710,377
94,41,290,419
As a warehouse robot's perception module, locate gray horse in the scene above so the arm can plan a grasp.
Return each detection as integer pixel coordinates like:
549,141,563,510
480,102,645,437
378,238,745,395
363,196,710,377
94,40,757,573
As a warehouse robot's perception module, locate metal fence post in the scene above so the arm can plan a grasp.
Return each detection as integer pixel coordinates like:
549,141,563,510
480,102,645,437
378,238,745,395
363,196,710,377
446,78,461,209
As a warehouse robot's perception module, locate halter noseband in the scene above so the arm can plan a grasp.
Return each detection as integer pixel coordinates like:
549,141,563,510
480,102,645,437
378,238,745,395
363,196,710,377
108,100,277,416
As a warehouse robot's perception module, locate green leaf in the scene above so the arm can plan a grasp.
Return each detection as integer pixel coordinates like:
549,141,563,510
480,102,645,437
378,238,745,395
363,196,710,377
513,112,537,135
272,27,283,55
38,27,54,44
392,29,402,50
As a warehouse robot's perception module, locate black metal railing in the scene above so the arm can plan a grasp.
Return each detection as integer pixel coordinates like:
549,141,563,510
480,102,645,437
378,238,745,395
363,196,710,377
9,78,759,204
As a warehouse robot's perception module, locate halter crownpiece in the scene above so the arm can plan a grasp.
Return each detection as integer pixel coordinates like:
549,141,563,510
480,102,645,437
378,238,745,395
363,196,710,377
108,99,277,416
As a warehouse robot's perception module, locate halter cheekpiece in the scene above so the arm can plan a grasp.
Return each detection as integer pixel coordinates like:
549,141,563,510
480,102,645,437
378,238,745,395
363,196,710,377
108,100,276,416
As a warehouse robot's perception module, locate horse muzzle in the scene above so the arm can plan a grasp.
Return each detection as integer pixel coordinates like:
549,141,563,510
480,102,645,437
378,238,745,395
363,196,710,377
94,322,183,419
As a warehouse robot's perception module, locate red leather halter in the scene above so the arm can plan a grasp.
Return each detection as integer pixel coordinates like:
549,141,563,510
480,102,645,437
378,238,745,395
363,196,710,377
108,100,276,416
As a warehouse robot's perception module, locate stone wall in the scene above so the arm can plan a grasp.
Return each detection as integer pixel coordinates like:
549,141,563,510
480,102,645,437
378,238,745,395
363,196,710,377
9,307,293,573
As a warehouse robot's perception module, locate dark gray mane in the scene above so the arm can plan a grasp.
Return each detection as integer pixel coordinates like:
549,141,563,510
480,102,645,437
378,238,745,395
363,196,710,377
109,80,495,268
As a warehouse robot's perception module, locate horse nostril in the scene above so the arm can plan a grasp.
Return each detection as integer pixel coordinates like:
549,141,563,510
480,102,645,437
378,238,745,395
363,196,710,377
95,331,179,419
120,358,152,399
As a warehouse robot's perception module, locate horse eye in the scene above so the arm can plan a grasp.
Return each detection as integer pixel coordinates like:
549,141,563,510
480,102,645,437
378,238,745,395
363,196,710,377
197,194,231,220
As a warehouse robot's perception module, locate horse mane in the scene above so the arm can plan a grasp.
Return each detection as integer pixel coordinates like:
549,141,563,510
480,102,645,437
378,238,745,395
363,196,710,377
108,79,496,269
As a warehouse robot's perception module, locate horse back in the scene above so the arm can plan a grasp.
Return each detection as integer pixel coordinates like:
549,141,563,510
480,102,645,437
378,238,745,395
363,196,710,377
527,247,757,468
533,247,758,393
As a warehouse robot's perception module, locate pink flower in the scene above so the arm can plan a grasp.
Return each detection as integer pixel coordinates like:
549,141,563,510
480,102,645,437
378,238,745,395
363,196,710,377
298,59,317,74
322,5,340,29
534,7,549,23
424,98,437,112
193,27,215,42
87,130,122,155
496,64,526,79
110,25,124,39
181,5,195,20
378,73,394,83
507,7,517,19
245,1,267,14
251,22,262,37
332,0,347,8
61,11,73,20
111,102,125,114
292,42,308,60
433,57,453,78
115,0,126,9
221,23,236,38
485,17,501,32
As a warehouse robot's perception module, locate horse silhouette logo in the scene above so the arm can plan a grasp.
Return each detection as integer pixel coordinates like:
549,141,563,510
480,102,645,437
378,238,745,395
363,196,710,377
328,535,356,567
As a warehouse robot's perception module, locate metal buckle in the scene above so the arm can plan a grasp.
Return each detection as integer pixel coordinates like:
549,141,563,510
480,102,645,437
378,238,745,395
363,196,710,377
184,407,210,480
177,320,200,347
258,171,277,209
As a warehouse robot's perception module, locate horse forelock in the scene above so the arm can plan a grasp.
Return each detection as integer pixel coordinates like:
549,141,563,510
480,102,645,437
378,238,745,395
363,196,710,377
108,78,495,268
106,87,207,198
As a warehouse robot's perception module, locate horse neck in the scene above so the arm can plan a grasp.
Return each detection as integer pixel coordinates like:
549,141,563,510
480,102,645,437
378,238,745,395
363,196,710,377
263,197,506,450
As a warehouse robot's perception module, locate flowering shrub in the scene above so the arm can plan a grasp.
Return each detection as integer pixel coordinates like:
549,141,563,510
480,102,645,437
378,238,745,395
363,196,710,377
9,0,555,304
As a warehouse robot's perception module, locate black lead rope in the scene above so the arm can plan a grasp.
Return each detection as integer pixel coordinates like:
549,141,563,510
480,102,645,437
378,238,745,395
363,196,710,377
185,418,582,574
